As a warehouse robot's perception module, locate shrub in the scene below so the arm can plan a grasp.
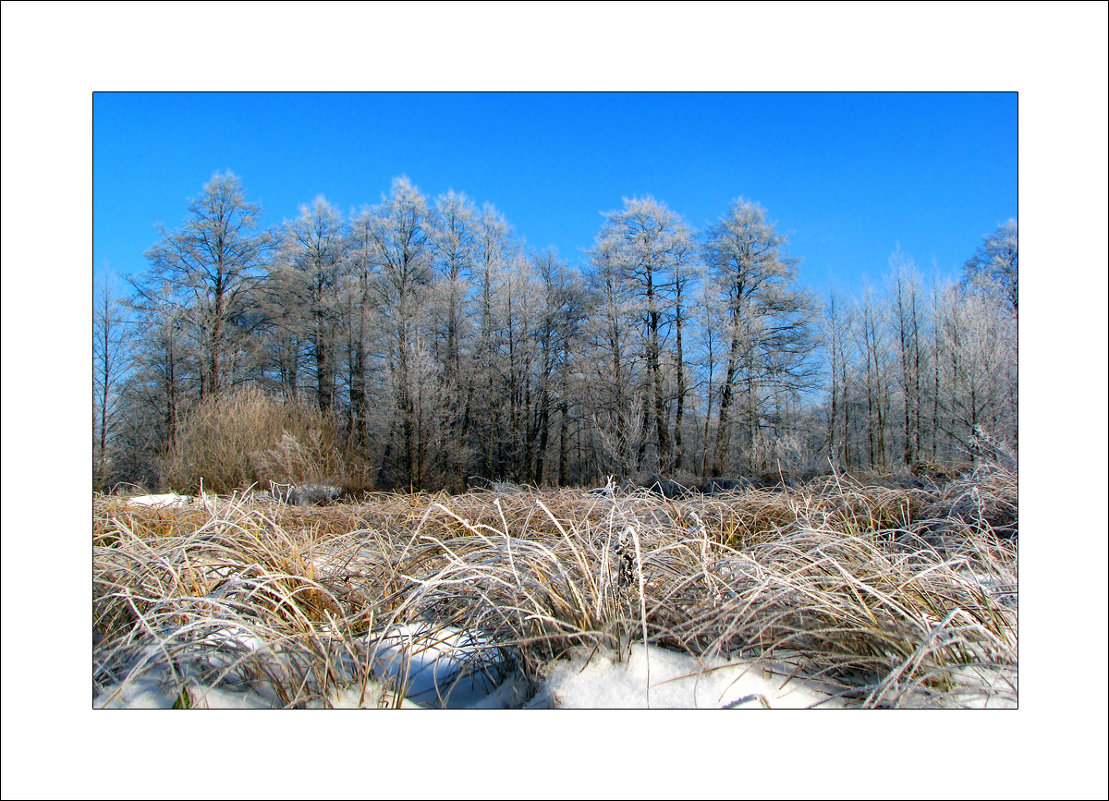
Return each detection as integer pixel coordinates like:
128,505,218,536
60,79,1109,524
162,385,346,494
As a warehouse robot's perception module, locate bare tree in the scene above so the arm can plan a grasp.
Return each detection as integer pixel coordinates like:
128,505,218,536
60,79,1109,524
363,177,433,488
118,285,193,488
690,281,727,478
132,171,272,398
93,271,132,490
426,190,479,488
937,284,1017,456
889,253,926,467
818,291,854,469
585,236,639,475
343,205,386,448
703,199,815,475
529,251,587,485
963,219,1017,317
469,203,520,479
271,196,347,413
592,196,695,474
855,289,891,468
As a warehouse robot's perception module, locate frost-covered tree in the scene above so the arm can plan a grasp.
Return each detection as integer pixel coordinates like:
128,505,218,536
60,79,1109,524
889,253,927,467
93,271,132,490
132,171,272,397
116,285,194,488
342,206,382,448
428,191,478,385
963,219,1017,317
817,290,855,469
584,234,640,475
591,196,696,474
935,283,1017,456
702,199,815,475
529,250,587,485
271,196,347,412
426,190,479,485
469,203,521,479
363,177,434,488
855,288,892,468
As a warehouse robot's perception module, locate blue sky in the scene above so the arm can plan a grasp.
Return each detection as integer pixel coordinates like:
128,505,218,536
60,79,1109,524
93,91,1016,299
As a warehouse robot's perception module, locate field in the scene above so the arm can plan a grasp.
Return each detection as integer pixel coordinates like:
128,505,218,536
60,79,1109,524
93,464,1017,709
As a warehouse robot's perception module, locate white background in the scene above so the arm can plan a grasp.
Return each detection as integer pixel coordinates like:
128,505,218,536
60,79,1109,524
2,2,1107,799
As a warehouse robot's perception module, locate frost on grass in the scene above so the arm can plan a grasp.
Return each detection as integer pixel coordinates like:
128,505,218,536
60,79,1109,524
94,466,1017,709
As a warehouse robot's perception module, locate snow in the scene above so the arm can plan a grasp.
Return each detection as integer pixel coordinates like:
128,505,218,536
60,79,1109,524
93,626,286,709
941,666,1018,709
123,492,223,510
96,675,184,709
537,642,842,709
95,666,414,710
95,674,280,709
315,683,422,709
124,493,192,508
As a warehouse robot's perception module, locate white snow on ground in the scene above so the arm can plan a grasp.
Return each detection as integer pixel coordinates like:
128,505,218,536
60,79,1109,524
538,643,843,709
95,668,415,709
123,492,226,509
96,677,280,709
124,493,193,508
317,683,422,709
96,675,185,709
94,626,284,709
943,666,1018,709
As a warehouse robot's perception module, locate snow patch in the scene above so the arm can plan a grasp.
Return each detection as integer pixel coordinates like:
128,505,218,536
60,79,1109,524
540,643,843,709
123,492,223,510
94,672,280,709
125,493,192,508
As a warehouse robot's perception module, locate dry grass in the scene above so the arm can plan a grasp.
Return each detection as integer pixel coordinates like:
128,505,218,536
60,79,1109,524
161,385,347,495
93,464,1017,708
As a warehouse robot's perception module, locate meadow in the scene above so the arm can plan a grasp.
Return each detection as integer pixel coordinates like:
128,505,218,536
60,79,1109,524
93,463,1017,709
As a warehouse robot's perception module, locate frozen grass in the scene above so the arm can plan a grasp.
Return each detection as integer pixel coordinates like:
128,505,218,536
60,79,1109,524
93,464,1017,708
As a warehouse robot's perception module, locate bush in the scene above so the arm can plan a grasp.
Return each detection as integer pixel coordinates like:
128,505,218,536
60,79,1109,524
162,385,346,494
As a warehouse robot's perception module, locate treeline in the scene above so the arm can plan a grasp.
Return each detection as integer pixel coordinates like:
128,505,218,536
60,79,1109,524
93,172,1017,492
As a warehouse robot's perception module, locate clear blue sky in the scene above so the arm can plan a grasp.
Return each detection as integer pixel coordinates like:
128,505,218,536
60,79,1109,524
93,92,1016,298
